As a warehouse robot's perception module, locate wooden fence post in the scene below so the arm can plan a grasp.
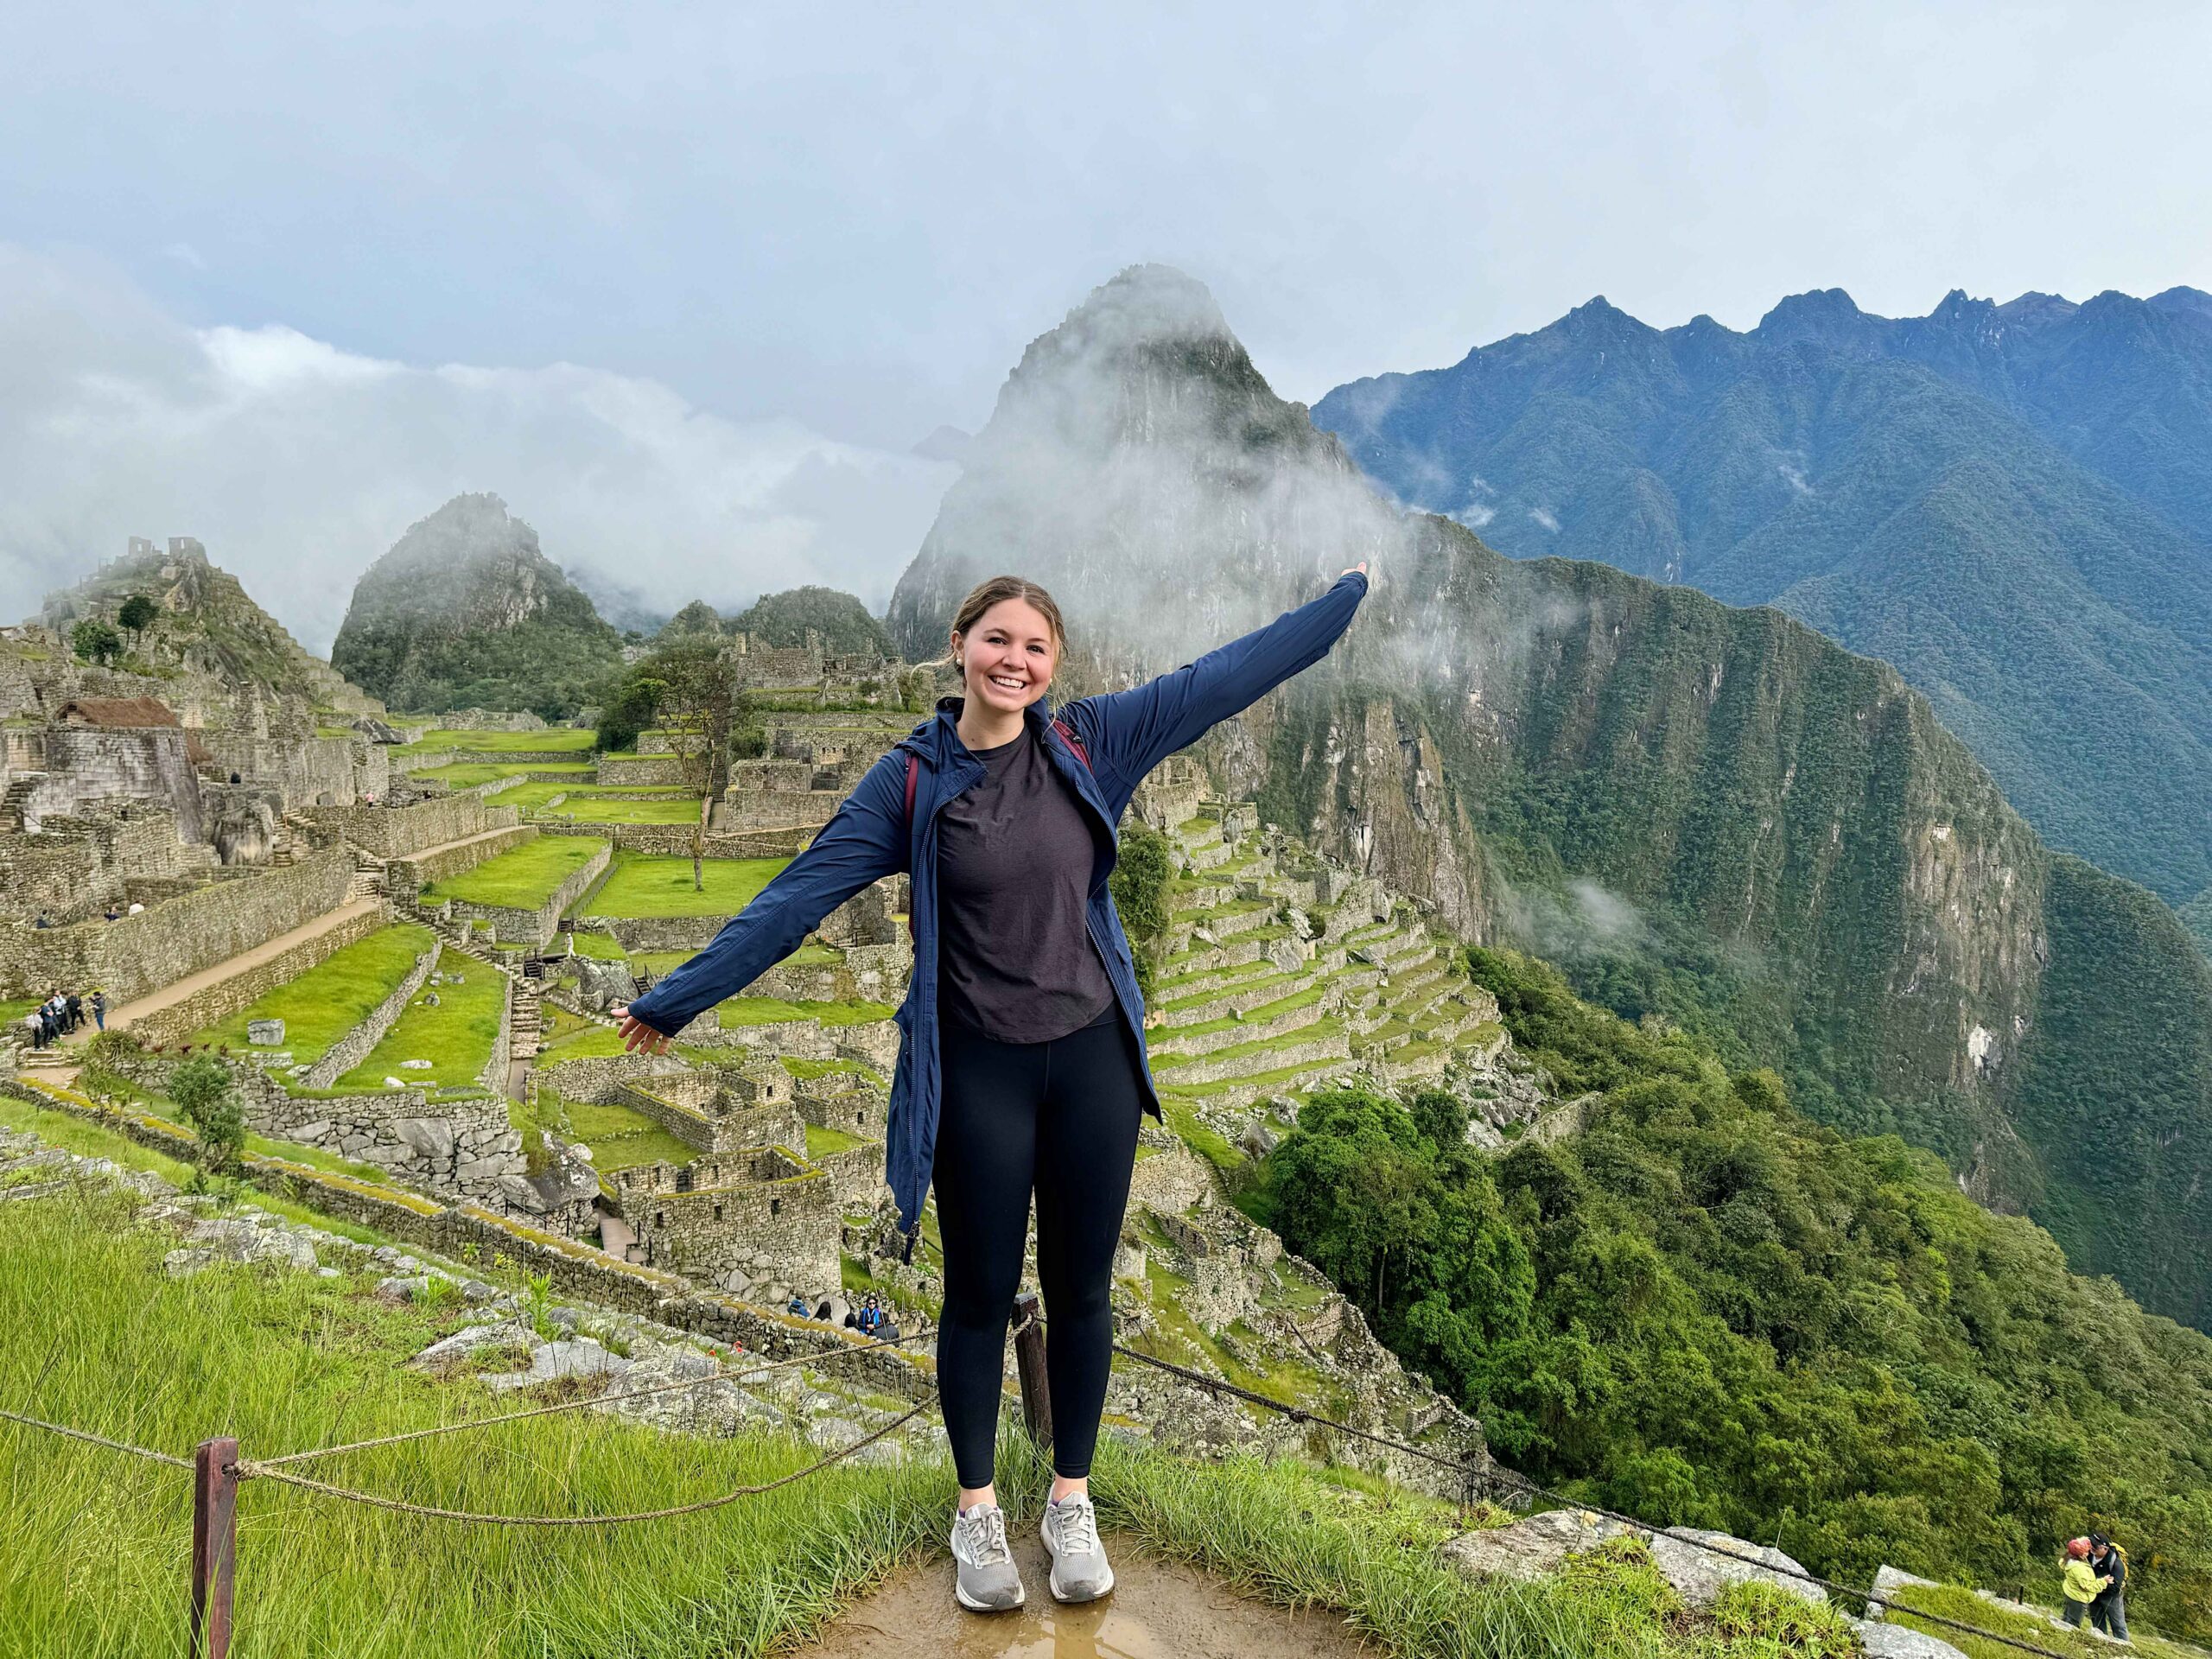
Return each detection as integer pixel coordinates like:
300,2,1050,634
1012,1292,1052,1455
188,1436,238,1659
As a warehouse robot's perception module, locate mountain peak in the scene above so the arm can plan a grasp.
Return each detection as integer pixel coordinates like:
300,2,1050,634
1754,288,1872,348
1050,264,1234,353
2149,285,2212,322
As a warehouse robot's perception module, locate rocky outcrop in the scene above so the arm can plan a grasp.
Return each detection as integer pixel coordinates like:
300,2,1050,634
1436,1510,1825,1611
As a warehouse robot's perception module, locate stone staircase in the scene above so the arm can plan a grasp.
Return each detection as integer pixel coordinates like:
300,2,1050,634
510,982,543,1061
1142,806,1512,1124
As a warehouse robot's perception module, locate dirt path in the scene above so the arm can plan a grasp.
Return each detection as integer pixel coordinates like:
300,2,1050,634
795,1531,1375,1658
62,897,388,1046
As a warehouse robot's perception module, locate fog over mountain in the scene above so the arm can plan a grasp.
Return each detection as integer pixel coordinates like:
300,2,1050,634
0,244,954,651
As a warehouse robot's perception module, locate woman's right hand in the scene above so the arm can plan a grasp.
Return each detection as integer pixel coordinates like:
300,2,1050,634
613,1007,673,1054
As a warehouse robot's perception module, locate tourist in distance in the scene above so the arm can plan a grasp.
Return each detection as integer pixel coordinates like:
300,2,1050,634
91,989,106,1032
2061,1537,2113,1628
2088,1534,2130,1639
614,561,1371,1615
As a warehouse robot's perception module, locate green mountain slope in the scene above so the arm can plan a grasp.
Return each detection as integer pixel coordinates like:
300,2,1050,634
1312,295,2212,903
888,265,2212,1327
1252,950,2212,1638
332,493,623,719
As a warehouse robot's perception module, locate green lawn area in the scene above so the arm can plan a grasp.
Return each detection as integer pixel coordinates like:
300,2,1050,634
550,798,702,825
804,1122,869,1159
543,1092,698,1173
396,728,598,754
426,836,607,909
494,780,691,810
335,955,505,1090
716,996,894,1028
188,923,436,1064
564,929,629,960
412,761,596,787
577,852,787,918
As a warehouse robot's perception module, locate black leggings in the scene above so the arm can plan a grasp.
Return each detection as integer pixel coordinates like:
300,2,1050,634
932,1009,1145,1488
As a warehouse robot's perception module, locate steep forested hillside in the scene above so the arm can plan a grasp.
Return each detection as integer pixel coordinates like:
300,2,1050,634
887,266,2212,1327
728,586,892,657
1253,949,2212,1638
333,493,623,719
1311,289,2212,904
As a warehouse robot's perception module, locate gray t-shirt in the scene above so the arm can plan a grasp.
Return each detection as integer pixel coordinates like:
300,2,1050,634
937,724,1117,1043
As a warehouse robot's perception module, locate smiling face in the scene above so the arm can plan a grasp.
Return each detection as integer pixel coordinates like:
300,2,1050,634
953,596,1058,716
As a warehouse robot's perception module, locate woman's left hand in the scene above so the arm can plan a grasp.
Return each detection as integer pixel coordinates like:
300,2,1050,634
1342,561,1370,579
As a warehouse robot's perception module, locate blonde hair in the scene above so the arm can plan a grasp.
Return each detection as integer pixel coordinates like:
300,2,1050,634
931,575,1069,671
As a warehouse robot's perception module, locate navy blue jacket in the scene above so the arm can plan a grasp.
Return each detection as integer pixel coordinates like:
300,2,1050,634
628,569,1370,1245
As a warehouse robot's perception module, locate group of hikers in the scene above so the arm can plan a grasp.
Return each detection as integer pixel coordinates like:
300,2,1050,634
18,987,104,1050
2062,1533,2130,1639
785,1290,904,1342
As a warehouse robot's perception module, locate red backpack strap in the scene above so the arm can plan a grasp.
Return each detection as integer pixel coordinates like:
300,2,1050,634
1052,717,1092,772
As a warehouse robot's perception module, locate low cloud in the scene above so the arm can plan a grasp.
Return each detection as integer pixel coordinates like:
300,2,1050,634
0,245,954,652
1502,876,1653,961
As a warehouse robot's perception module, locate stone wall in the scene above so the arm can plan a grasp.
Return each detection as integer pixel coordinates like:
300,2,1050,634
238,1071,526,1205
0,801,213,925
16,724,210,843
537,1050,695,1103
817,1141,887,1209
743,941,911,1005
618,1147,841,1298
598,754,686,787
435,709,547,732
477,969,513,1093
429,840,609,947
200,731,387,810
385,824,538,890
0,846,357,1002
129,902,387,1048
301,941,442,1088
613,1073,807,1155
297,793,519,859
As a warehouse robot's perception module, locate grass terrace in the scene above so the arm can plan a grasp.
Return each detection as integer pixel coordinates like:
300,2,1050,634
426,836,607,909
492,780,690,810
334,953,505,1090
546,797,704,825
395,728,598,754
522,1084,697,1174
577,852,787,918
188,923,437,1065
411,761,597,788
805,1122,870,1160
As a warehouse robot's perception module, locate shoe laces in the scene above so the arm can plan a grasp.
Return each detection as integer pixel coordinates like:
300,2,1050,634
957,1503,1012,1566
1052,1496,1098,1558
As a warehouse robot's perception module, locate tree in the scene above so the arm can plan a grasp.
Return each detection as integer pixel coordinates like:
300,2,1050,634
1108,821,1173,1001
168,1056,245,1175
595,671,665,754
70,618,122,665
658,600,723,639
642,635,741,892
117,594,158,633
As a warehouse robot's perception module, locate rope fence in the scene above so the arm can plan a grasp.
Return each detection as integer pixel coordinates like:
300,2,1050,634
3,1296,2084,1659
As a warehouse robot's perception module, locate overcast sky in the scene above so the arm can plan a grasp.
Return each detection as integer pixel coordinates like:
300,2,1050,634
4,1,2206,648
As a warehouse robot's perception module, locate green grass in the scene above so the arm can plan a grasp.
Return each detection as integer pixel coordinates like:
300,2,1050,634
493,781,692,810
779,1056,880,1084
564,929,628,960
188,924,436,1064
578,853,788,918
805,1123,869,1159
538,1092,700,1173
1149,1017,1344,1074
715,997,894,1028
411,761,596,787
335,955,505,1090
545,798,703,825
1883,1582,2198,1659
396,728,598,754
427,836,607,909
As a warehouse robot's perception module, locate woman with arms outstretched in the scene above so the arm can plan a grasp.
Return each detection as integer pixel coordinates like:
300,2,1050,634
616,561,1370,1612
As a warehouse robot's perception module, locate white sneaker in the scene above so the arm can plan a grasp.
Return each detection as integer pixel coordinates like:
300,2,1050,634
950,1502,1025,1612
1040,1493,1115,1603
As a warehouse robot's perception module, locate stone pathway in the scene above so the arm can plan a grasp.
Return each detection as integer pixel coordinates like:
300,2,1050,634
797,1532,1375,1658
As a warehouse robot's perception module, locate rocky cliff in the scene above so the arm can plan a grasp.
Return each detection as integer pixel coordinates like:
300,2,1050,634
887,265,2212,1327
332,494,622,719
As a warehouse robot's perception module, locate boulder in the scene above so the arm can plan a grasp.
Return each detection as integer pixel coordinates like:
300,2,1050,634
1867,1566,1943,1619
572,954,637,1012
392,1117,454,1161
352,717,405,744
480,1338,632,1393
246,1019,286,1046
1648,1528,1823,1609
399,1058,435,1071
1852,1619,1968,1658
1436,1509,1637,1583
1267,938,1306,975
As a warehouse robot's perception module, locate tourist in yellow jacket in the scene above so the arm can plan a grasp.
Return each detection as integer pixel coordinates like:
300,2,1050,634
2062,1537,2112,1629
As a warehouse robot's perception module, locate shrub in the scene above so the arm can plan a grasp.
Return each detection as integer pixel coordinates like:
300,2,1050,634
70,618,122,664
117,594,158,632
168,1056,245,1174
